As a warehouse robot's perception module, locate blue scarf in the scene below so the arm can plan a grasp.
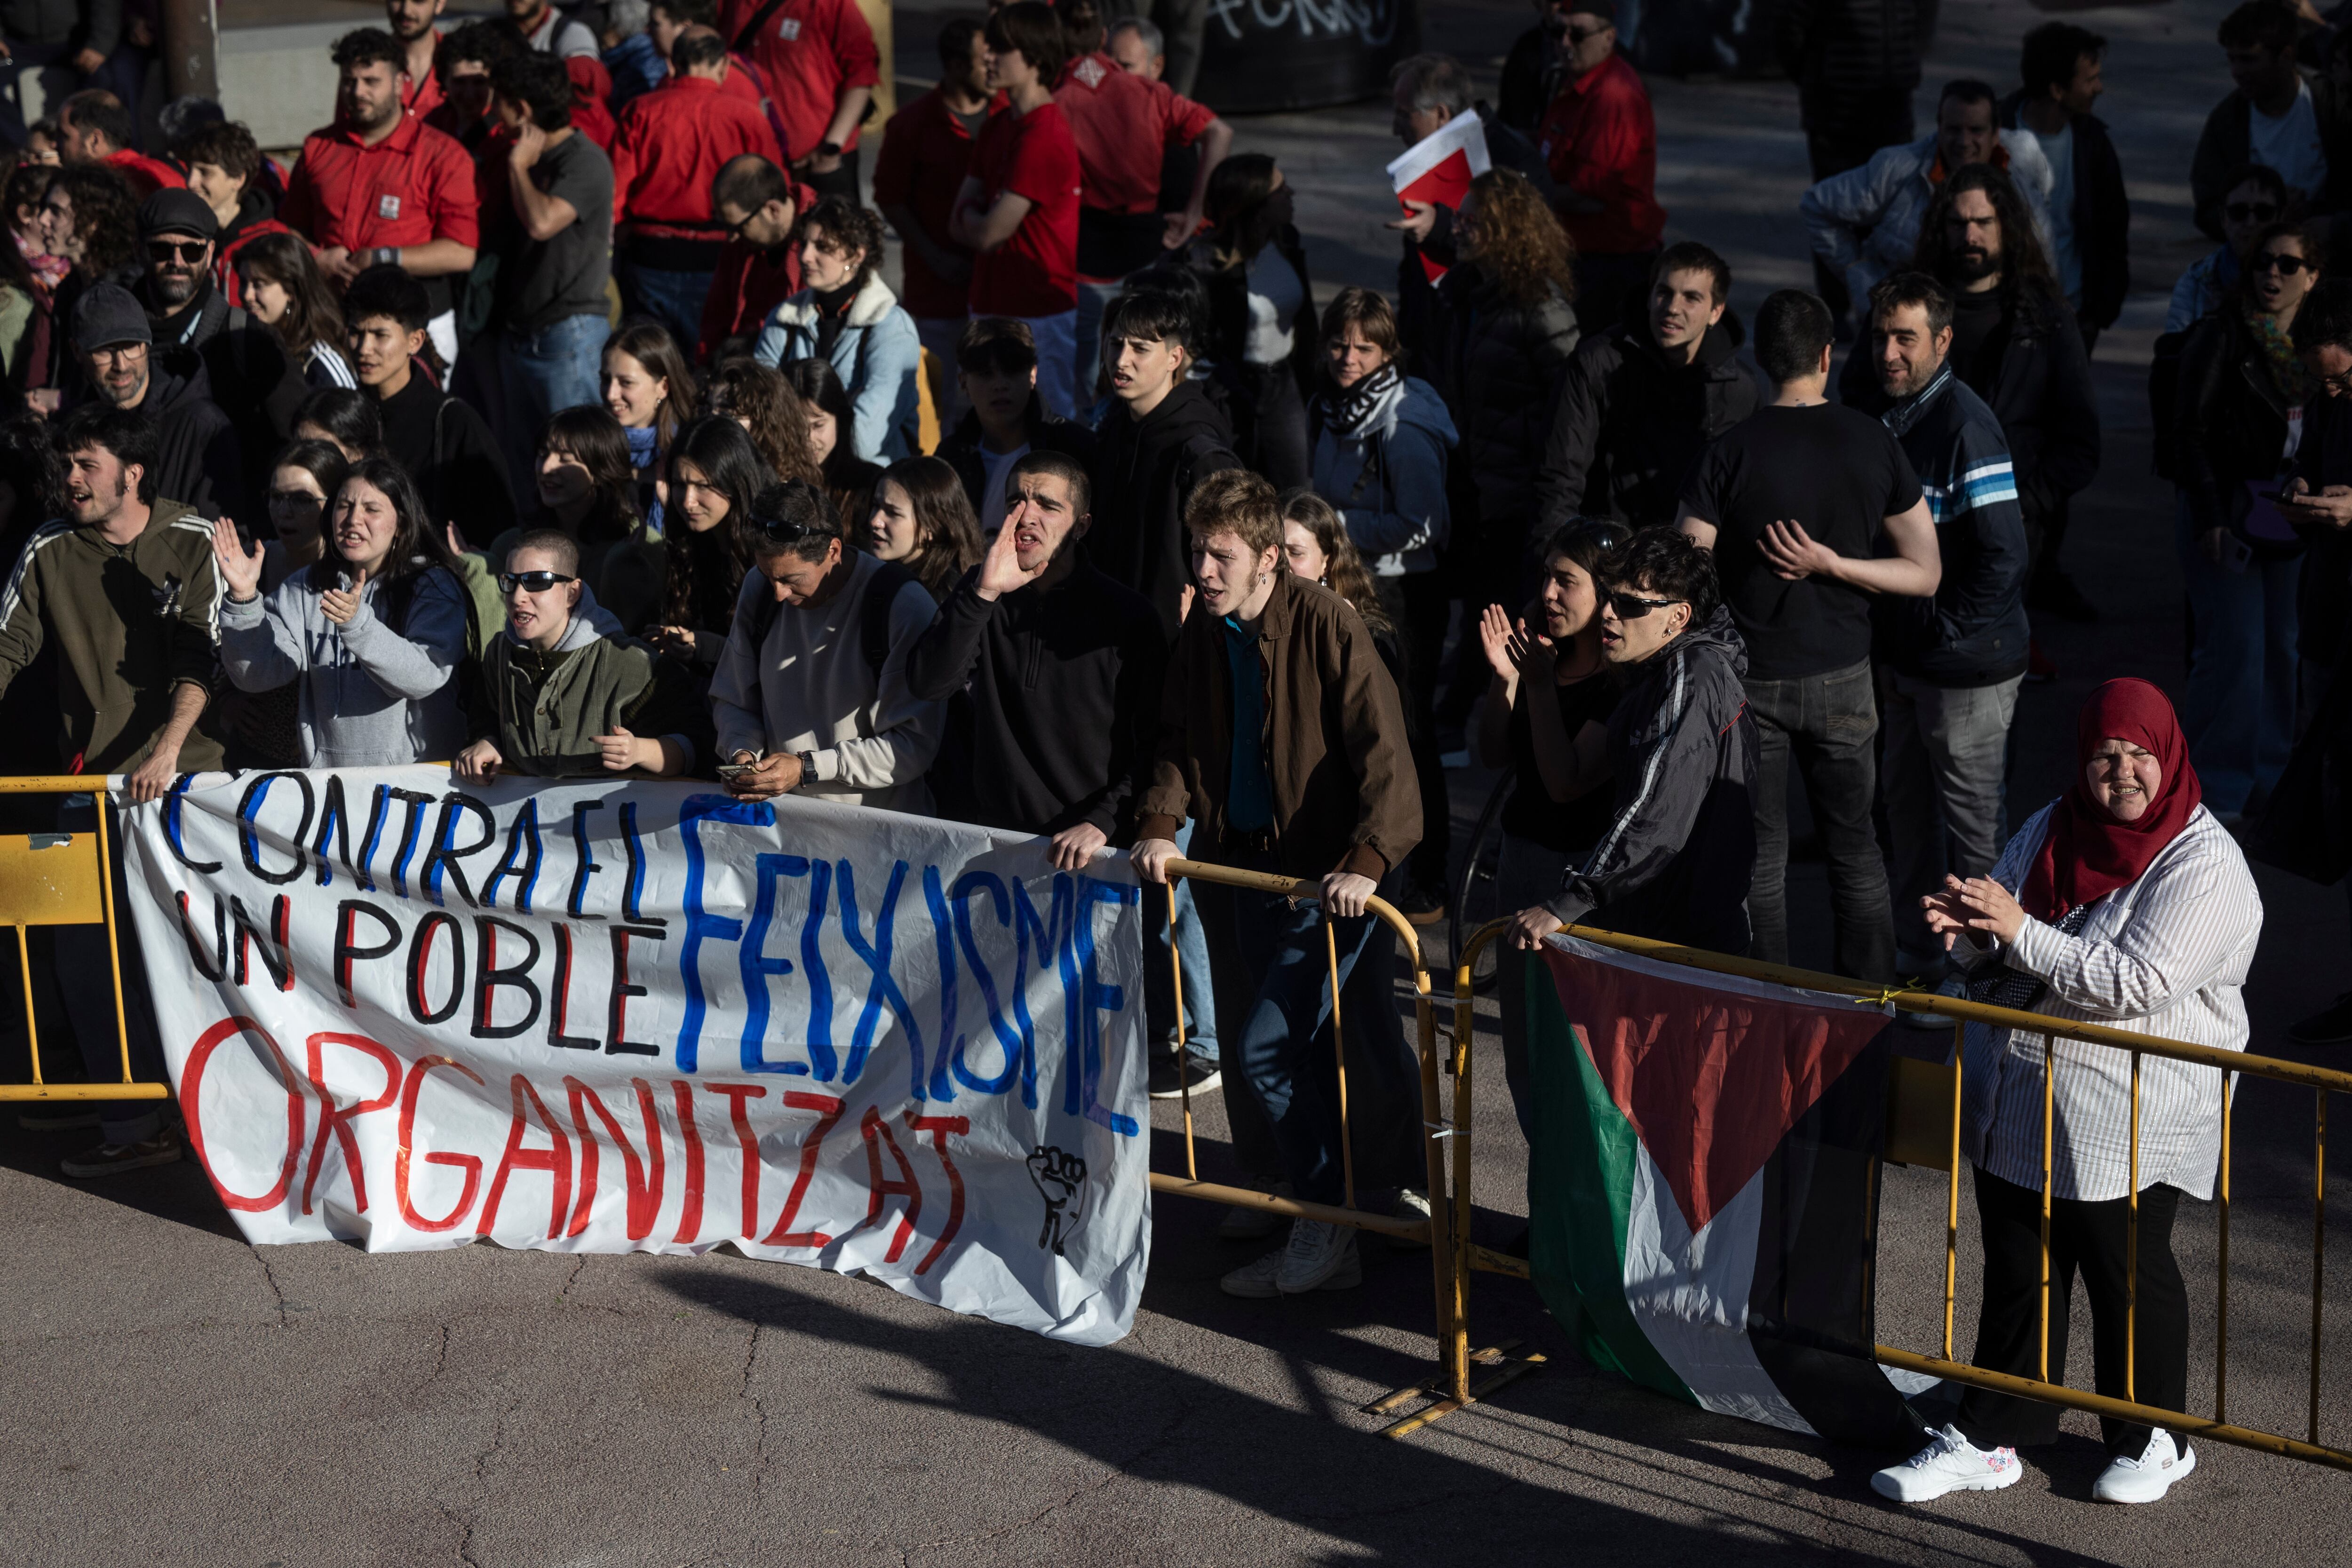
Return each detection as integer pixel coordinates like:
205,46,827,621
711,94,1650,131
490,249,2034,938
625,423,665,535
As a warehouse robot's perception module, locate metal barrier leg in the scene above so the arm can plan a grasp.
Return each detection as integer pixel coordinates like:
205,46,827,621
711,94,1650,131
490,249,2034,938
1325,919,1355,1214
2314,1090,2327,1448
2218,1082,2232,1425
2129,1051,2141,1404
1169,886,1196,1183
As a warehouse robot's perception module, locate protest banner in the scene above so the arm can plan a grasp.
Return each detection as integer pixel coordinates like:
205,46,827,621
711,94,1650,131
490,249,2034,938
116,767,1152,1346
1387,108,1491,284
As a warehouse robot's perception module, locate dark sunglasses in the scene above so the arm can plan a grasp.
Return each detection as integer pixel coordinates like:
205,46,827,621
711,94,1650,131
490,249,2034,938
1563,517,1634,553
1603,589,1684,619
2253,250,2312,275
147,238,207,263
2226,201,2282,223
499,570,576,593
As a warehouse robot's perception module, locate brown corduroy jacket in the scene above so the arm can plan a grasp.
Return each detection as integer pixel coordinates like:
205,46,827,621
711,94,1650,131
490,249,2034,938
1136,573,1421,882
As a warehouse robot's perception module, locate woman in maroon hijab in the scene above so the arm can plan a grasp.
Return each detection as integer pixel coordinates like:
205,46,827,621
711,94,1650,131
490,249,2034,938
1874,678,2262,1509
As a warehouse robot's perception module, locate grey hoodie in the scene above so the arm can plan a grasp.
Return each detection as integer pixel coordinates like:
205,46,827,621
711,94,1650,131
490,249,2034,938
219,561,469,767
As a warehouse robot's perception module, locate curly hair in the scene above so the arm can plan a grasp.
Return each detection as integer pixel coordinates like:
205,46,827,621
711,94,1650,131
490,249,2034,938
795,197,888,292
704,358,821,485
1278,489,1391,635
1912,162,2060,306
1461,167,1575,309
50,163,136,272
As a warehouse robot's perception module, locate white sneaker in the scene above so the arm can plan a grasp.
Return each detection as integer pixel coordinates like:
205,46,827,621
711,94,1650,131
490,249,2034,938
1870,1424,2023,1503
1389,1187,1432,1250
1276,1218,1361,1294
2092,1429,2194,1504
1219,1246,1286,1298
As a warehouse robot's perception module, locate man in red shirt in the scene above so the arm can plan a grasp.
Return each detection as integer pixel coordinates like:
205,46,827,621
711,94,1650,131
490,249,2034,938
721,0,879,201
279,28,482,368
612,28,783,349
651,0,774,118
874,17,986,425
1534,1,1666,332
57,91,183,202
953,3,1082,418
699,154,812,359
1050,0,1228,412
385,0,449,120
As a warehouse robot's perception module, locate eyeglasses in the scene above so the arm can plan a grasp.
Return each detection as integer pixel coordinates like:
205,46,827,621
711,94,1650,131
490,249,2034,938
147,238,207,263
2227,201,2282,223
1603,589,1684,619
1564,22,1608,43
499,570,576,593
2253,251,2313,275
2318,367,2352,395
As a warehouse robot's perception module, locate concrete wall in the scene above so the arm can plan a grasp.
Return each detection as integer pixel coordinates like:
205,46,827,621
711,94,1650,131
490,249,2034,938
219,22,344,151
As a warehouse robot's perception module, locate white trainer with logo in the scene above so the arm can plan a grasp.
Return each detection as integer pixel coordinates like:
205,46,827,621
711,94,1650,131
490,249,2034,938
1275,1218,1360,1294
1870,1424,2024,1503
2091,1429,2195,1504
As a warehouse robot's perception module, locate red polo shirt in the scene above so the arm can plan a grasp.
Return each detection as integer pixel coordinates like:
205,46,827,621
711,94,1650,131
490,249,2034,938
101,148,184,202
613,73,784,238
402,56,445,122
968,99,1080,318
1535,50,1664,256
1054,53,1213,217
722,0,880,161
280,113,481,256
870,86,978,320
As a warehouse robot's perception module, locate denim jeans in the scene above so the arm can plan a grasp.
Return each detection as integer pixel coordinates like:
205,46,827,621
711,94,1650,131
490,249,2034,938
2176,494,2302,815
56,797,166,1144
1879,668,2022,961
617,262,715,354
501,311,611,495
914,315,969,431
1073,280,1124,420
1011,309,1079,421
1744,656,1894,981
1142,820,1219,1065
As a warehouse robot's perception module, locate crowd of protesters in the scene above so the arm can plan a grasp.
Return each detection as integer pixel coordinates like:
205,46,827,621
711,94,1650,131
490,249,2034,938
0,0,2338,1511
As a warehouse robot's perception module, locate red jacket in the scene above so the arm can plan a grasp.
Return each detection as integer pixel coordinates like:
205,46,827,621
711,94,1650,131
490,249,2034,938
869,87,977,320
567,56,618,153
697,181,810,360
1535,50,1664,256
722,0,880,161
280,113,482,254
101,148,184,202
613,73,784,236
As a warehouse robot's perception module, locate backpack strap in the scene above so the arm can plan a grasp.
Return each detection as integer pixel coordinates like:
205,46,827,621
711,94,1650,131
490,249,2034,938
730,0,793,55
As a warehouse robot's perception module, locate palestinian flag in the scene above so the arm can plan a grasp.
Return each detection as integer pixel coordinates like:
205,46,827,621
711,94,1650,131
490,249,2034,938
1526,934,1926,1449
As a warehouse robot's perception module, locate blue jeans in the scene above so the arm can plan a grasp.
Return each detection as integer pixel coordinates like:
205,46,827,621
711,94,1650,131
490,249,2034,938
1142,820,1219,1064
56,797,166,1144
617,262,714,354
1072,279,1125,424
2176,494,2301,814
501,312,611,495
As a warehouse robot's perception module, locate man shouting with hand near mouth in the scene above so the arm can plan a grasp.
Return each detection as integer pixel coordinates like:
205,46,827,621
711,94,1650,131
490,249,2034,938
905,450,1165,869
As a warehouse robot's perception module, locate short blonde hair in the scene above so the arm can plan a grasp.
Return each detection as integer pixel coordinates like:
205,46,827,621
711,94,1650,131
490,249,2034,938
1184,468,1283,561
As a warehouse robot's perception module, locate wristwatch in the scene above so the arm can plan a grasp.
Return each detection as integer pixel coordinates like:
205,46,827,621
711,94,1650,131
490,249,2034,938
373,246,398,268
795,750,820,788
815,140,842,161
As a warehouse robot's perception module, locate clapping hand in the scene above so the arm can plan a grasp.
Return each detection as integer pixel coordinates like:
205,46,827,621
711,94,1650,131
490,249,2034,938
1477,602,1528,683
1921,873,2026,949
319,565,369,625
211,516,265,603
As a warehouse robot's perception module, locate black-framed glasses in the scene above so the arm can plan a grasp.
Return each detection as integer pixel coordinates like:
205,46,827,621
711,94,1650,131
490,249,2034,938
1564,22,1608,43
147,238,207,263
2253,251,2312,275
1603,589,1684,619
499,570,576,593
2227,201,2282,223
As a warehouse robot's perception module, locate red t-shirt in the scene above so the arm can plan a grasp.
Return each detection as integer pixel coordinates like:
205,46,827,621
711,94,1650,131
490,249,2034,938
279,113,482,253
612,74,782,233
1535,50,1665,256
1053,53,1213,216
723,0,880,161
968,100,1080,318
102,148,184,202
869,87,978,320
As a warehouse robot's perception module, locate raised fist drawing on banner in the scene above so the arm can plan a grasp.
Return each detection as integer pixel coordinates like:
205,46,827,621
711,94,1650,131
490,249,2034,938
1028,1145,1089,1255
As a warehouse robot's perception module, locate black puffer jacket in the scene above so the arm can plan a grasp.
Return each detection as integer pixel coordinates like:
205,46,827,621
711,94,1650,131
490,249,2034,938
1432,263,1581,538
1396,104,1556,372
1773,0,1927,124
1086,378,1240,645
2176,302,2304,554
1535,313,1759,530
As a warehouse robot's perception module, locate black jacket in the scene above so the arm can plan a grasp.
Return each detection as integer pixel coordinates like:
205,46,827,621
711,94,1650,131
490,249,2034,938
935,400,1098,520
1431,263,1582,537
1875,365,2032,687
1086,378,1239,645
903,550,1166,840
2295,390,2352,668
1397,104,1556,372
140,281,306,504
1184,224,1320,406
1544,603,1757,954
1773,0,1929,127
1841,281,2099,523
2177,303,2304,551
1997,94,2130,332
376,371,519,548
1535,314,1759,531
2192,75,2352,240
1497,28,1557,134
126,351,243,519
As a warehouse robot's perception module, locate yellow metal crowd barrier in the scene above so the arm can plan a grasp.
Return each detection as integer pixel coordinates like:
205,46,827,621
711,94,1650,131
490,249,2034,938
1458,917,2352,1473
1157,859,1536,1437
0,777,168,1105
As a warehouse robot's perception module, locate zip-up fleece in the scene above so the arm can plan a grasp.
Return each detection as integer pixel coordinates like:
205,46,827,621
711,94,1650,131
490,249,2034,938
475,613,709,777
0,499,223,774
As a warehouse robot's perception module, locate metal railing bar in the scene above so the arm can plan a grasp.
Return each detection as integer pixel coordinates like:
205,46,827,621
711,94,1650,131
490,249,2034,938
1146,1174,1432,1241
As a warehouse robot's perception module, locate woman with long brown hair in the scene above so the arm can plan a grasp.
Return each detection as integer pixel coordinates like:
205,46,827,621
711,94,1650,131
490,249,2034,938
488,405,667,634
235,231,355,389
782,355,886,538
646,415,776,673
603,318,697,531
864,455,984,604
705,358,823,486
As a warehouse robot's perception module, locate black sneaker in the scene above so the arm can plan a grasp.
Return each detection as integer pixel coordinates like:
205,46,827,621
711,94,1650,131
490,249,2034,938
2290,993,2352,1046
59,1130,183,1179
1148,1056,1222,1099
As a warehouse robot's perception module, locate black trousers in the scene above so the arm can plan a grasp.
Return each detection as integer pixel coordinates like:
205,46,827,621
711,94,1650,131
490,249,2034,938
1955,1166,2190,1458
1373,572,1452,899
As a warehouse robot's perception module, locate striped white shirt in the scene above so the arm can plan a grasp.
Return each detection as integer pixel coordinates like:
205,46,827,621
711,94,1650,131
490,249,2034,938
1956,803,2261,1202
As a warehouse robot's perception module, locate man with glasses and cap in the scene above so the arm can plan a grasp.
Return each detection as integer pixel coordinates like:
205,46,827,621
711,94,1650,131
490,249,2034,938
455,529,708,780
69,281,245,519
711,478,944,814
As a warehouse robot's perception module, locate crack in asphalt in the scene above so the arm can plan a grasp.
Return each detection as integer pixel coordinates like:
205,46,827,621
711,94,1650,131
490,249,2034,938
253,1249,288,1327
740,1321,771,1504
410,1324,454,1399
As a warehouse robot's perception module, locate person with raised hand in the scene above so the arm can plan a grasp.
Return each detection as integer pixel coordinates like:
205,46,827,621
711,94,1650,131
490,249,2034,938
213,455,470,767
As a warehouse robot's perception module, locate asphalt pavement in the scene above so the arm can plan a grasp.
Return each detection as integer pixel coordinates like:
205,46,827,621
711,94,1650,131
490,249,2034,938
7,0,2352,1563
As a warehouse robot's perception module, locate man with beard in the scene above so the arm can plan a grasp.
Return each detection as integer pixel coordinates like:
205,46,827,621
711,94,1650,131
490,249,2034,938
1844,161,2100,627
700,154,815,360
906,450,1163,857
69,282,243,517
0,405,221,1177
385,0,451,119
131,190,304,505
172,120,290,311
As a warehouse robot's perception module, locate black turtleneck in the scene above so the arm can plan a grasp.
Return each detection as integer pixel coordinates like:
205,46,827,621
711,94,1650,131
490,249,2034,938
812,280,857,358
1948,284,2013,401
